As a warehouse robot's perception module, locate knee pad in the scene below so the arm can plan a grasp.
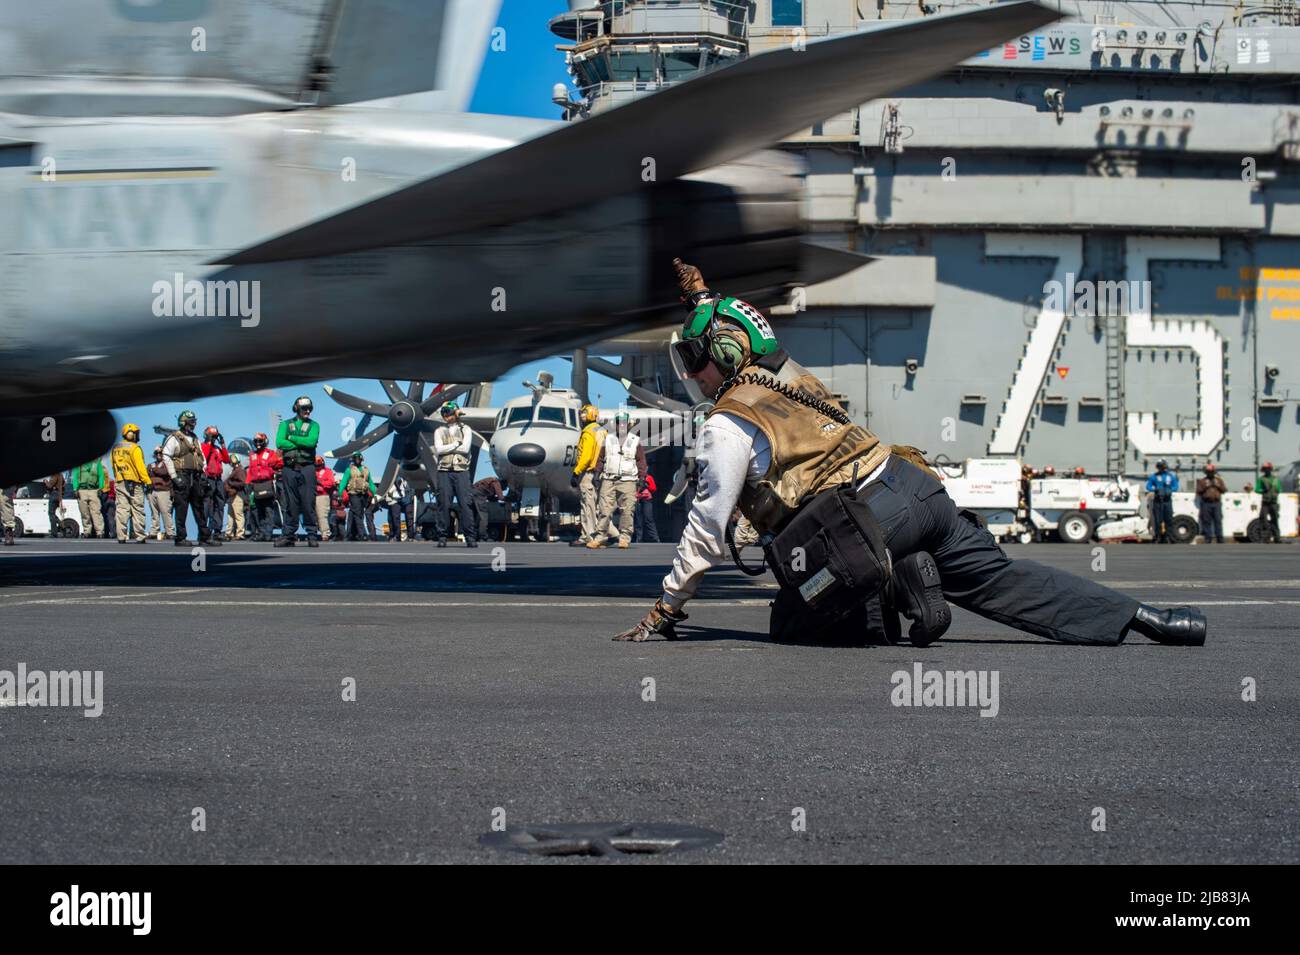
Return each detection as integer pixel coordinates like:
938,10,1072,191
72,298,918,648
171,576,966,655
887,551,951,647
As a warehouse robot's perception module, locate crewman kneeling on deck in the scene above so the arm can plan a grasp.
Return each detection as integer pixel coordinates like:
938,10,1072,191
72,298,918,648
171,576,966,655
612,259,1207,649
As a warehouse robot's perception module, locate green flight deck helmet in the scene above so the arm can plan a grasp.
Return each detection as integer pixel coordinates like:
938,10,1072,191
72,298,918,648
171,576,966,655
675,296,780,375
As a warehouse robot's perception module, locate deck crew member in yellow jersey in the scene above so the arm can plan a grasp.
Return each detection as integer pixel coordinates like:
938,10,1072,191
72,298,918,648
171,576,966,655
110,423,151,543
569,403,605,547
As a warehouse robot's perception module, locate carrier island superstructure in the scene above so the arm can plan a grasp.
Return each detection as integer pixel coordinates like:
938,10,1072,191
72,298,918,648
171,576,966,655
550,0,1300,502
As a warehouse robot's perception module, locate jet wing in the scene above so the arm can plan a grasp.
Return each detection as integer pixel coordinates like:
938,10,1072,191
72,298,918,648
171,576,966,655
1,0,499,114
217,2,1056,265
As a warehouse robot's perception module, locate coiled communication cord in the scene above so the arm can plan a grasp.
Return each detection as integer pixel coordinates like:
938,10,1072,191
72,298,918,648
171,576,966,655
718,371,853,426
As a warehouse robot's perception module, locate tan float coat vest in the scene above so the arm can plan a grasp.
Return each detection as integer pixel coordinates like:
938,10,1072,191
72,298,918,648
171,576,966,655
168,430,204,473
709,358,889,535
346,466,372,495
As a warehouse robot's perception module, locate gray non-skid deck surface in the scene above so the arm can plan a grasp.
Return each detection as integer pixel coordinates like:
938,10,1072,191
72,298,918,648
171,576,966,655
1,540,1295,863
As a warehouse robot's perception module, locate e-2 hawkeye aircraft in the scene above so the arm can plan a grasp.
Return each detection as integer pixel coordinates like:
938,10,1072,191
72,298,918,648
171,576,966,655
323,349,695,532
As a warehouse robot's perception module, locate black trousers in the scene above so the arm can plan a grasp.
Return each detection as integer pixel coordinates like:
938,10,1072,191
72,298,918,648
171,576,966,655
171,472,210,543
1260,499,1281,540
347,494,371,540
203,476,226,536
282,464,319,540
386,502,415,539
1151,496,1174,542
1198,501,1224,542
863,457,1139,645
252,496,277,540
436,471,475,543
634,499,660,542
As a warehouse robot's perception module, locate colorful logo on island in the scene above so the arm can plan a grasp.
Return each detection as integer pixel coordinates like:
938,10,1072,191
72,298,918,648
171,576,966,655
975,32,1083,61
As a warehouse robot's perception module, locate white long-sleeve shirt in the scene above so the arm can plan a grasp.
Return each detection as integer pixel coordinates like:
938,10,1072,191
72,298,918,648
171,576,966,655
661,413,887,610
433,423,475,469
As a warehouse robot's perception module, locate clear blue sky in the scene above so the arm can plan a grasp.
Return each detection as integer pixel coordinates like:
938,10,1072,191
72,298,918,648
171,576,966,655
116,1,628,481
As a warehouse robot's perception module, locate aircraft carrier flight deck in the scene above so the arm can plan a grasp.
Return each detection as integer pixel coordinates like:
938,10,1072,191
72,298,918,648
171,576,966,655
1,541,1294,865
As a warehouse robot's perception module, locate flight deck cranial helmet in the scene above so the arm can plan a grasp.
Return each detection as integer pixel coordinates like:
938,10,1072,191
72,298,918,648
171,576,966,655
253,432,268,450
439,400,460,420
580,403,599,424
675,296,780,376
177,409,197,430
122,423,141,442
1157,459,1168,471
293,396,313,416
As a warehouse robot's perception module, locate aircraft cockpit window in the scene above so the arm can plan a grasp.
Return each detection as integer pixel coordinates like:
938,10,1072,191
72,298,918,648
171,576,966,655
537,406,565,425
506,407,532,426
565,408,576,429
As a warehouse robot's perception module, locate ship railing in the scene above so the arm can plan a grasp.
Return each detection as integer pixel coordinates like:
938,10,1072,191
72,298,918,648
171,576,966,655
595,0,751,41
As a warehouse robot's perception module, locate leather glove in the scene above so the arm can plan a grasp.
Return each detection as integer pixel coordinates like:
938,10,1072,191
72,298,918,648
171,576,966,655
672,257,710,304
570,472,581,489
613,599,688,642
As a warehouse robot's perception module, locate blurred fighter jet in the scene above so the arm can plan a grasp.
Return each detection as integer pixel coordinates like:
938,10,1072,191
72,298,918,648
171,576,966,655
0,0,1056,484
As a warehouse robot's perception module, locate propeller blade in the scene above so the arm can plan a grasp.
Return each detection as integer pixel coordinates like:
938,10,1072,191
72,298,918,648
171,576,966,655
328,421,391,460
585,355,624,381
421,383,472,415
586,352,691,414
406,380,424,402
379,379,406,404
624,379,691,416
323,384,390,417
378,455,400,497
356,413,373,437
664,462,690,505
416,434,441,490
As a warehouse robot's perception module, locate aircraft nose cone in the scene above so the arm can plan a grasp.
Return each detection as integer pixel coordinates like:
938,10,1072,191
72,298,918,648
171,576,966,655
507,443,546,467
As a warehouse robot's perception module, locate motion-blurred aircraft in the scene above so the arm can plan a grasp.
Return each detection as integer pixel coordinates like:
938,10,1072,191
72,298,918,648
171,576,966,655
0,0,1056,485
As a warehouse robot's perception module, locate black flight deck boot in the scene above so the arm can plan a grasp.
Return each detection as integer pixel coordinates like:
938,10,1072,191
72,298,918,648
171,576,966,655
1124,605,1208,646
887,551,951,648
